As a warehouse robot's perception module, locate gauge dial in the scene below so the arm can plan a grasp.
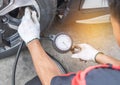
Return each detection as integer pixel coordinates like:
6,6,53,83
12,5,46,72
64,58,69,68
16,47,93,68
54,33,73,53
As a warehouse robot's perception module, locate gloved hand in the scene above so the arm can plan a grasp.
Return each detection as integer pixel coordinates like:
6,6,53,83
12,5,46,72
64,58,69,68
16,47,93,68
18,7,40,44
71,44,100,62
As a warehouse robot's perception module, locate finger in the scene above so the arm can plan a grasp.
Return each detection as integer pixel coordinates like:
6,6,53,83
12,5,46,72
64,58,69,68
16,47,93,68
72,44,85,52
73,44,87,48
32,11,39,24
24,7,31,19
71,47,81,54
74,45,81,49
78,43,90,49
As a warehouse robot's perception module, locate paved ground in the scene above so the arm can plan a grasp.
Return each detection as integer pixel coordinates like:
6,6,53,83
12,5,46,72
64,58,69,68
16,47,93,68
1,0,120,85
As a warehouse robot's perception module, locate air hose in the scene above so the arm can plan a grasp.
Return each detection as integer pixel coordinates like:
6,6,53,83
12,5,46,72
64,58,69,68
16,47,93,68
12,41,24,85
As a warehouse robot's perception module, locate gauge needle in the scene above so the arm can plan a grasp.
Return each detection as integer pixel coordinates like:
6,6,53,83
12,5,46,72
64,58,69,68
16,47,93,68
63,42,69,48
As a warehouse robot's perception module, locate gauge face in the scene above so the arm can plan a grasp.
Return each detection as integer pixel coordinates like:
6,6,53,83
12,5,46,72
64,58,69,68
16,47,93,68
54,33,73,52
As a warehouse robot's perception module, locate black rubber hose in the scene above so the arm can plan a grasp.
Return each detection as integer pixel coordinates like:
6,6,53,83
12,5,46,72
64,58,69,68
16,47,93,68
46,52,67,73
12,41,24,85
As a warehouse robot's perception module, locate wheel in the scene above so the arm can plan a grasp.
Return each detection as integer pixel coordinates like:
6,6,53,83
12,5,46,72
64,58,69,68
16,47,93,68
0,0,57,59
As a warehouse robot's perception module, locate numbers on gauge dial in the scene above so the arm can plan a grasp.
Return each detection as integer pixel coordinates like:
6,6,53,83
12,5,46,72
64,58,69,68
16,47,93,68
55,34,72,52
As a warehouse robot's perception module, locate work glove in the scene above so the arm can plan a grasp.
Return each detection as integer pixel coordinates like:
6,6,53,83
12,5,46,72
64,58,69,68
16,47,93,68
71,44,100,62
18,7,40,44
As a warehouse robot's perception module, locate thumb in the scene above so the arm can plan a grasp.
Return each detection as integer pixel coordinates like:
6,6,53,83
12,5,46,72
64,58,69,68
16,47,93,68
71,53,80,58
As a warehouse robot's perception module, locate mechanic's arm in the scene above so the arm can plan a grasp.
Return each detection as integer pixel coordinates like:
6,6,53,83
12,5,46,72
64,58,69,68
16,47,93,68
27,39,61,85
18,8,61,85
72,44,120,66
95,53,120,66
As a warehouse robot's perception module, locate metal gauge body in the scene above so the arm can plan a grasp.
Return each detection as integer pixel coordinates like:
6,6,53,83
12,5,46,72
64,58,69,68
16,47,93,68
53,33,73,53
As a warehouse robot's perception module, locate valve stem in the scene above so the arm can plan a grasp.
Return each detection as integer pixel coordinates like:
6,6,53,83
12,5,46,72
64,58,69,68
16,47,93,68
1,16,9,24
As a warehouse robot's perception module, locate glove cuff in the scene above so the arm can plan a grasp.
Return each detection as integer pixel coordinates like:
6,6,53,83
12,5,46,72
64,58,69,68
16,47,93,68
94,52,104,62
26,38,39,44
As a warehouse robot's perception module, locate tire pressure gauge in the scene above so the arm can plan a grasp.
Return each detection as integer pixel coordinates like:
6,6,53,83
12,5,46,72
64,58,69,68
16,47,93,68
50,33,73,53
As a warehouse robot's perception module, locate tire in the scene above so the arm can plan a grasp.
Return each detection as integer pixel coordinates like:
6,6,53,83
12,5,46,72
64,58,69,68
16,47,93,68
36,0,57,31
0,0,57,59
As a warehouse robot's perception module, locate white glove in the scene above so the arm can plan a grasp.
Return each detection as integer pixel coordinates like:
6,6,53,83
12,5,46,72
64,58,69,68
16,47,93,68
71,44,99,62
18,7,40,44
